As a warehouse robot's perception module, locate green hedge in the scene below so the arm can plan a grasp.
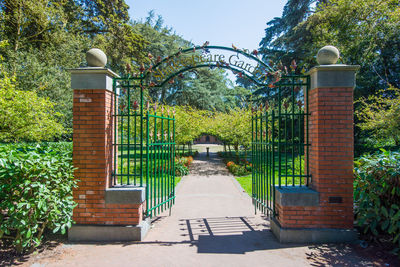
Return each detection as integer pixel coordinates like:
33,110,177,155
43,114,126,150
354,149,400,253
0,143,76,253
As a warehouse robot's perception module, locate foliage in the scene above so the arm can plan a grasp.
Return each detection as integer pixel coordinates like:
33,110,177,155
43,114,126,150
226,160,251,177
220,152,252,177
259,0,323,66
134,13,236,111
174,156,193,176
0,51,64,142
207,108,252,160
354,150,400,254
260,0,400,147
356,86,400,146
0,143,76,253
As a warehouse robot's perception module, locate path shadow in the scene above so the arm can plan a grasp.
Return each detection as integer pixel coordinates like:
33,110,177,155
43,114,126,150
179,216,299,254
189,152,230,176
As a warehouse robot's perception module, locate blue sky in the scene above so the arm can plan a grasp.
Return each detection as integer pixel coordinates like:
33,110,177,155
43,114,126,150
126,0,287,50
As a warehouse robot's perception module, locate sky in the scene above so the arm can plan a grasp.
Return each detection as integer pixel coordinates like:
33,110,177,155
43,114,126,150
126,0,287,51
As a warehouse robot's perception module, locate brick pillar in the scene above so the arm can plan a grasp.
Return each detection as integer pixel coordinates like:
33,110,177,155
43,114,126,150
68,67,149,242
271,64,360,243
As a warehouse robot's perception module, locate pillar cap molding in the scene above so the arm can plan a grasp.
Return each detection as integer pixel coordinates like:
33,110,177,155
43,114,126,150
306,64,360,90
70,67,120,77
70,67,119,91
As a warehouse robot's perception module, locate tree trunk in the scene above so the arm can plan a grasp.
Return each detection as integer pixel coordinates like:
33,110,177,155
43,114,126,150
234,144,239,163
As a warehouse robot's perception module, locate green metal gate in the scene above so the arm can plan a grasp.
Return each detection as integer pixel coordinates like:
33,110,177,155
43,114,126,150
251,74,311,216
112,77,176,218
145,106,176,217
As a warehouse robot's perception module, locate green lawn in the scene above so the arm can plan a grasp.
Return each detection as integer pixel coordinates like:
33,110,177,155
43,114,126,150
236,175,252,196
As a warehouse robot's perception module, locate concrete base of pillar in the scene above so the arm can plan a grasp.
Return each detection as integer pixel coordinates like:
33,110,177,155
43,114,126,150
68,218,151,242
271,218,357,243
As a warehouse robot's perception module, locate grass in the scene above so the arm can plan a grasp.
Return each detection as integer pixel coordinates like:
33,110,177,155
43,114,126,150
236,175,252,196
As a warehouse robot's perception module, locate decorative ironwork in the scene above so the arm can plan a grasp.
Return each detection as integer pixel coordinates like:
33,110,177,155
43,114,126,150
112,44,310,219
251,74,310,216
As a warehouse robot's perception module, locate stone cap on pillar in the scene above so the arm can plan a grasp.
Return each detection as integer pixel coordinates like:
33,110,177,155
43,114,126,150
70,48,120,92
306,65,360,90
70,67,120,92
307,45,360,90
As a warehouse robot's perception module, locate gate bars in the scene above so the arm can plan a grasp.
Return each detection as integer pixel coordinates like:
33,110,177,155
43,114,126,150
112,77,176,218
146,106,176,217
251,74,310,216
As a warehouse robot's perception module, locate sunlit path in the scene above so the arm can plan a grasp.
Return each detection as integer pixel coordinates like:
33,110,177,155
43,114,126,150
24,152,372,267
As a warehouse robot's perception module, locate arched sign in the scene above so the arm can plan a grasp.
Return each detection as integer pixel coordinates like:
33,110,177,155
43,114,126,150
139,45,281,87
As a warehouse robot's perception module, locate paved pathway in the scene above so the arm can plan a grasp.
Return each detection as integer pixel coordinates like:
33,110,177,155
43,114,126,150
25,152,374,267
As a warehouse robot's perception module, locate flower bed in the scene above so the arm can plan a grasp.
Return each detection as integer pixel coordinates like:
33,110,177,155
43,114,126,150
225,159,252,176
175,156,194,176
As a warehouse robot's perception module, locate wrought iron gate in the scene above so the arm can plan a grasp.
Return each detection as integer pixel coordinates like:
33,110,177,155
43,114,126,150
112,77,176,218
145,107,176,217
251,74,311,216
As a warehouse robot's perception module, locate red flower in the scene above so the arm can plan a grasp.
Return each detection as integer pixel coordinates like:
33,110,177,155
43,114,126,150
252,50,258,56
132,100,139,111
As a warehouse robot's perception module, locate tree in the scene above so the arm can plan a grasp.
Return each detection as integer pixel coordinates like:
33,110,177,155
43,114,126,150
356,86,400,146
168,68,235,112
259,0,400,146
259,0,325,66
0,48,64,142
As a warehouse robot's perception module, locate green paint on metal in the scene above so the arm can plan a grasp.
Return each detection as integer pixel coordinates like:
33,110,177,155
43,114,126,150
111,45,310,221
251,74,311,217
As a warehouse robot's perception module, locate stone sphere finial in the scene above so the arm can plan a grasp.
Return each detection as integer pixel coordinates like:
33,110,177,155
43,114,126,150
317,45,340,65
86,48,107,67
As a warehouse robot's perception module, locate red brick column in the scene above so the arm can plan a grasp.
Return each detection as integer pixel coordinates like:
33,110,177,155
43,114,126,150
272,65,360,243
69,68,148,242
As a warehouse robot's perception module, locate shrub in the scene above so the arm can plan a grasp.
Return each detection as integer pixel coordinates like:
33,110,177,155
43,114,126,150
354,149,400,253
175,162,189,176
175,156,193,176
0,143,76,253
226,161,250,177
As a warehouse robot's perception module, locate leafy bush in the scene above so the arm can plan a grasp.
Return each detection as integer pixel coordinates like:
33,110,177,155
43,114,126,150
354,149,400,253
226,161,251,177
0,49,65,142
175,163,189,176
174,156,193,176
0,143,76,253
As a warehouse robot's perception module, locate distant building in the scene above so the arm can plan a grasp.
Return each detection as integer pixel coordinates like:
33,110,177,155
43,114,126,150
194,135,222,144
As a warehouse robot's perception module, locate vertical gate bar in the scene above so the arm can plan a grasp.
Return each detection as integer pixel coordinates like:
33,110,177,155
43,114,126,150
263,110,267,214
127,82,131,185
267,111,270,216
278,85,282,187
259,106,264,212
146,109,150,217
113,78,117,186
134,106,137,185
258,111,260,211
298,101,302,186
272,110,276,215
161,114,164,212
153,112,157,216
120,92,124,185
167,116,171,209
140,79,144,186
172,114,176,205
251,112,255,214
256,110,260,210
291,77,295,186
285,103,288,186
306,76,310,186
